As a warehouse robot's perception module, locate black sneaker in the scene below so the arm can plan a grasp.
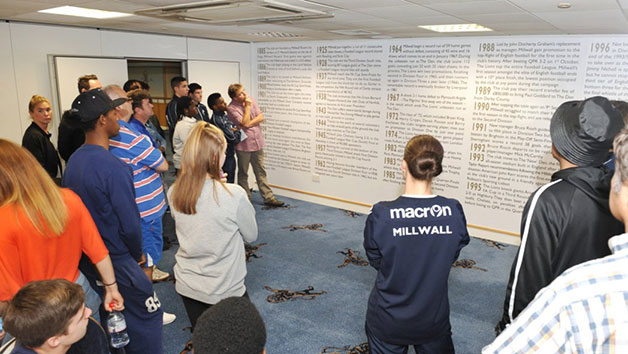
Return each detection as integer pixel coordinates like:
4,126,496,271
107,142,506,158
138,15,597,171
264,198,285,207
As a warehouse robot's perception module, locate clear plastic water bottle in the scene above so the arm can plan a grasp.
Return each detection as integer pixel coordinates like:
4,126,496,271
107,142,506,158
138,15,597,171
107,303,130,348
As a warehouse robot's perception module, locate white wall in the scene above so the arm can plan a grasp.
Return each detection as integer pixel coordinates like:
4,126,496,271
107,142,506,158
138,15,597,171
0,22,21,144
187,37,251,90
0,22,251,144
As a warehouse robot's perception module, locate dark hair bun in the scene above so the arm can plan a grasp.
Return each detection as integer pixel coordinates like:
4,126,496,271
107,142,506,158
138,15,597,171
404,135,444,180
408,151,442,180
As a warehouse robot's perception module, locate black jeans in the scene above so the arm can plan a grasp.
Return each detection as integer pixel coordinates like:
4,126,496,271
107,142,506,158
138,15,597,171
180,292,249,331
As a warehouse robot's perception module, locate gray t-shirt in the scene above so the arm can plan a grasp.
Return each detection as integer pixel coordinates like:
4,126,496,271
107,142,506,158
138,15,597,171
169,179,257,304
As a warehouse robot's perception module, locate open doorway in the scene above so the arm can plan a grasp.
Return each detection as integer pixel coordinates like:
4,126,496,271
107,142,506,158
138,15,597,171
127,60,185,130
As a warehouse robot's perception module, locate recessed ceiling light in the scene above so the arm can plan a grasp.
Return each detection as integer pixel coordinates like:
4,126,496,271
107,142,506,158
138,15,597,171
419,24,493,33
38,6,132,19
557,3,571,9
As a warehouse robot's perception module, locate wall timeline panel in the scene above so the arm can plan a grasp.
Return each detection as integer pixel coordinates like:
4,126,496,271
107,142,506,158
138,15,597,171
253,36,628,240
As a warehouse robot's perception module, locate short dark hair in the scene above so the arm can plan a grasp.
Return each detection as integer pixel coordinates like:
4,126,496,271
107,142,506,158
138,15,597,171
403,135,444,180
3,279,85,349
171,76,187,90
63,108,98,133
207,93,222,110
177,96,194,119
123,79,142,92
188,83,202,95
128,89,152,112
193,297,266,354
78,74,98,93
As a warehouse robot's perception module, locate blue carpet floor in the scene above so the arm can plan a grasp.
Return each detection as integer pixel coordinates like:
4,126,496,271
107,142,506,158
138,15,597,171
155,191,518,354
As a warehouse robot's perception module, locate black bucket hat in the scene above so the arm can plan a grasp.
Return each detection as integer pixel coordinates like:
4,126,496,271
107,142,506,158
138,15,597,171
550,96,624,166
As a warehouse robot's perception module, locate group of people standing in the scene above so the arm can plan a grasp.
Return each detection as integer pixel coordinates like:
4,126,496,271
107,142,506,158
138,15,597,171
3,70,628,354
0,74,282,354
165,77,285,207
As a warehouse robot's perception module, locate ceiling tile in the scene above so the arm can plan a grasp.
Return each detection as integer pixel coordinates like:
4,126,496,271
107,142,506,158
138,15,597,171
81,1,146,12
487,21,558,31
535,10,628,32
355,4,446,19
301,0,412,9
403,15,468,26
425,1,525,16
405,0,479,4
458,12,542,24
508,0,620,12
282,20,354,31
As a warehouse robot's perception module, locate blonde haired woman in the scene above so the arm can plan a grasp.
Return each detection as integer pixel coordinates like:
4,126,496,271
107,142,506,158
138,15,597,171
0,139,124,319
21,95,61,180
168,122,258,329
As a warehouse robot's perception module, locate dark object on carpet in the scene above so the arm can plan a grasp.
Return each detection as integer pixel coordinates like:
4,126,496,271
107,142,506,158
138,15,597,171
452,259,487,272
342,209,359,218
337,249,369,268
321,342,370,354
261,204,296,210
245,242,267,262
281,224,327,232
482,239,507,250
179,340,193,354
264,286,327,303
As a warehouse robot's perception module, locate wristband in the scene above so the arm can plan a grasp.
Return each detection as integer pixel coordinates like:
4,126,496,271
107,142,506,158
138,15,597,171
103,281,117,287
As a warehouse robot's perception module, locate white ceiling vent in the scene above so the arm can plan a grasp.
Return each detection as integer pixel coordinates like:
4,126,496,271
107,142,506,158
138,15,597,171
136,0,333,25
248,31,303,38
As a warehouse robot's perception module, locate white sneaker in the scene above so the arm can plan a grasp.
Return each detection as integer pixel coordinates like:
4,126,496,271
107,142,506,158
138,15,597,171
163,312,176,325
152,266,170,282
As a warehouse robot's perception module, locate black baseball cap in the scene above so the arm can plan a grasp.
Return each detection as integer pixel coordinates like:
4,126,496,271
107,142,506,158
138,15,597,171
71,88,126,122
550,96,624,166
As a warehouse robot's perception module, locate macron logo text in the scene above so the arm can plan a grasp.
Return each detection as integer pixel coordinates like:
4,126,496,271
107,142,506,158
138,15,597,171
389,205,452,219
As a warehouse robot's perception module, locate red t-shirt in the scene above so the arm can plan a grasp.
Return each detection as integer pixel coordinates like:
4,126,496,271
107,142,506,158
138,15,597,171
0,188,108,301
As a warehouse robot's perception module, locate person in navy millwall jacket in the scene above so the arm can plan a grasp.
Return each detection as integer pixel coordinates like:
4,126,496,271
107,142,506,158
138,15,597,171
364,135,470,354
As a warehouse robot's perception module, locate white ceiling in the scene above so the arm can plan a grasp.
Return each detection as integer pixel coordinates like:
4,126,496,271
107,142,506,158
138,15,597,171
1,0,628,42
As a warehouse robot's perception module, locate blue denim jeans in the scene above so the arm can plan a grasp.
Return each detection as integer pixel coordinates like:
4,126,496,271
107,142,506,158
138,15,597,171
141,216,164,266
76,271,101,315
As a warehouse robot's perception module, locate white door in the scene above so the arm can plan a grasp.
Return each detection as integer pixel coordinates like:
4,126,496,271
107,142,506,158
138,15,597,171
51,56,128,121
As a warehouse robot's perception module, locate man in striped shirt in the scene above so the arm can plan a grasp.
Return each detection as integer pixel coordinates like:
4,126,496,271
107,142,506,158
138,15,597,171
484,127,628,353
104,86,169,282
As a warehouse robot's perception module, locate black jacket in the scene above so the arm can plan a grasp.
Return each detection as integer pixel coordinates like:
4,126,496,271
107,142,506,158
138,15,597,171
166,95,180,132
210,111,241,157
497,166,623,332
58,114,85,162
22,122,61,178
166,96,181,153
196,103,210,123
